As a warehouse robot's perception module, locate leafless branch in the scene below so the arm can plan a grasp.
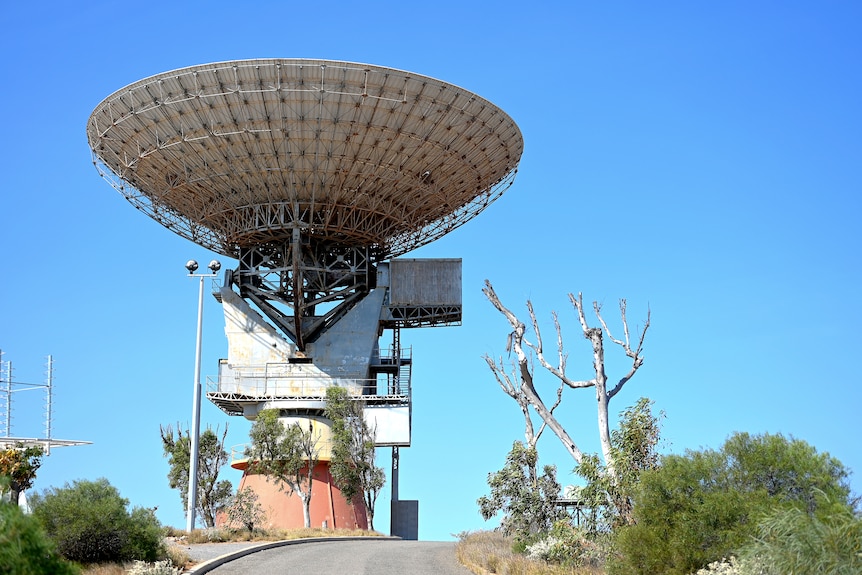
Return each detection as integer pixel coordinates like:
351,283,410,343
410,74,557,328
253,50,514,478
526,299,594,389
553,311,567,382
570,292,590,334
483,280,585,463
596,300,651,399
534,378,565,446
484,353,542,448
569,292,608,390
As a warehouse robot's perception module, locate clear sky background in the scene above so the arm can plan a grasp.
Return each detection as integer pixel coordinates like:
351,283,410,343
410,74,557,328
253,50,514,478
1,1,859,542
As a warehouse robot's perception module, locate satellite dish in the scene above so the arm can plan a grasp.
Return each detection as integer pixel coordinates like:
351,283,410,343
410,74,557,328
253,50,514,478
87,58,523,258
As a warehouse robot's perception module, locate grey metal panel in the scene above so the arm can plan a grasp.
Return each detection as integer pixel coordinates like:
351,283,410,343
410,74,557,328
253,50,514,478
391,500,419,540
389,259,461,306
309,288,387,379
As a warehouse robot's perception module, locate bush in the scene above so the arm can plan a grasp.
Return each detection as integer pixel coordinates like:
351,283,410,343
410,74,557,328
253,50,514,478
611,432,853,575
694,557,747,575
125,506,167,561
32,478,165,564
225,487,267,532
739,502,862,574
163,544,190,570
185,527,233,543
455,530,590,575
525,520,610,568
0,501,80,574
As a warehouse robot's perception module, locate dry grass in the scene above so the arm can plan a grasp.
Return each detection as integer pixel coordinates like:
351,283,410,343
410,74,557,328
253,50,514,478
80,527,378,574
81,564,129,575
455,531,604,575
176,525,382,544
164,544,191,569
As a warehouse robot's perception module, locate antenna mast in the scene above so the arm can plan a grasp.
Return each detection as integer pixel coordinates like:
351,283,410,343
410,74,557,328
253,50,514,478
0,352,90,453
44,355,53,454
1,351,11,437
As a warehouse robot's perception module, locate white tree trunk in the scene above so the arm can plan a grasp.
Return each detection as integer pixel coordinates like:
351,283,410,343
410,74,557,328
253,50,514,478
484,283,584,464
571,295,614,478
301,491,312,528
483,281,649,478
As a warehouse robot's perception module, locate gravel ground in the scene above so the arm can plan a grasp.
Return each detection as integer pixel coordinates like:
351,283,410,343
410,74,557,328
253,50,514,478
169,541,268,563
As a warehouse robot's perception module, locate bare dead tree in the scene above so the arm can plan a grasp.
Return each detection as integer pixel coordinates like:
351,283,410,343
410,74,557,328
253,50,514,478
482,280,650,480
483,354,564,452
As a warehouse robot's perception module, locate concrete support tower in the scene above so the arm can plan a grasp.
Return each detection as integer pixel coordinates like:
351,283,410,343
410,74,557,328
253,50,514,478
209,257,463,531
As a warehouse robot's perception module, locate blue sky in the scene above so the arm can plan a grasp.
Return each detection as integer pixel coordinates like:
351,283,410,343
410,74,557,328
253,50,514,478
1,2,860,541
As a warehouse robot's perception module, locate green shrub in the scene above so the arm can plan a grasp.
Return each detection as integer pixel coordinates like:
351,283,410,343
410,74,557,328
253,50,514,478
32,478,165,564
0,501,80,575
740,502,862,574
611,432,853,575
125,506,167,561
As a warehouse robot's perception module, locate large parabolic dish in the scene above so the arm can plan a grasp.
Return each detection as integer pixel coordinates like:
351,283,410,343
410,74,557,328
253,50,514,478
87,59,523,258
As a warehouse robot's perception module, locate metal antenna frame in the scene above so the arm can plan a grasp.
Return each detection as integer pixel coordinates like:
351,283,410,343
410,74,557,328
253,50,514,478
0,353,53,444
0,352,91,454
233,239,374,350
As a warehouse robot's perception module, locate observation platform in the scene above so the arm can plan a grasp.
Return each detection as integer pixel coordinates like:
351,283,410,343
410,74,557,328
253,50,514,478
207,336,414,445
206,378,410,417
206,350,411,417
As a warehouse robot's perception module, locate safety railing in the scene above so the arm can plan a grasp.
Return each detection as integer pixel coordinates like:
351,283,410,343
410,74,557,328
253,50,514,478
206,373,409,400
229,440,335,467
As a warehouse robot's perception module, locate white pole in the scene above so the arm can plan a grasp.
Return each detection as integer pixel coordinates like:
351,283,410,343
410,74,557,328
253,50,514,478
186,274,205,532
45,355,53,455
5,359,12,438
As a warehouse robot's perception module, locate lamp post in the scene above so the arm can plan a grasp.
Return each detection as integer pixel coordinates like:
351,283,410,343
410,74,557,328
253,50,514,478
185,258,221,533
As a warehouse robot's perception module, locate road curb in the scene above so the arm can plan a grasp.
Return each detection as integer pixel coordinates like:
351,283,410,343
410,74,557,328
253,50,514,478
185,536,401,574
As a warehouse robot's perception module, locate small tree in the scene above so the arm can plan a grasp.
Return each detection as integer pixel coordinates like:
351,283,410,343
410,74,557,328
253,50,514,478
246,409,321,528
31,478,164,564
0,443,44,505
612,432,854,575
225,487,267,533
324,386,386,530
160,423,233,528
576,397,663,531
478,441,565,544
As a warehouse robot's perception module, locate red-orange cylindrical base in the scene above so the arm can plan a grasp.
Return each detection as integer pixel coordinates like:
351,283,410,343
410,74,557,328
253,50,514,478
234,461,368,530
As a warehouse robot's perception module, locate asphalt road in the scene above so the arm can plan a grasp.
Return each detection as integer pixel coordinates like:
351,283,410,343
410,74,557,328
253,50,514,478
205,539,471,575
